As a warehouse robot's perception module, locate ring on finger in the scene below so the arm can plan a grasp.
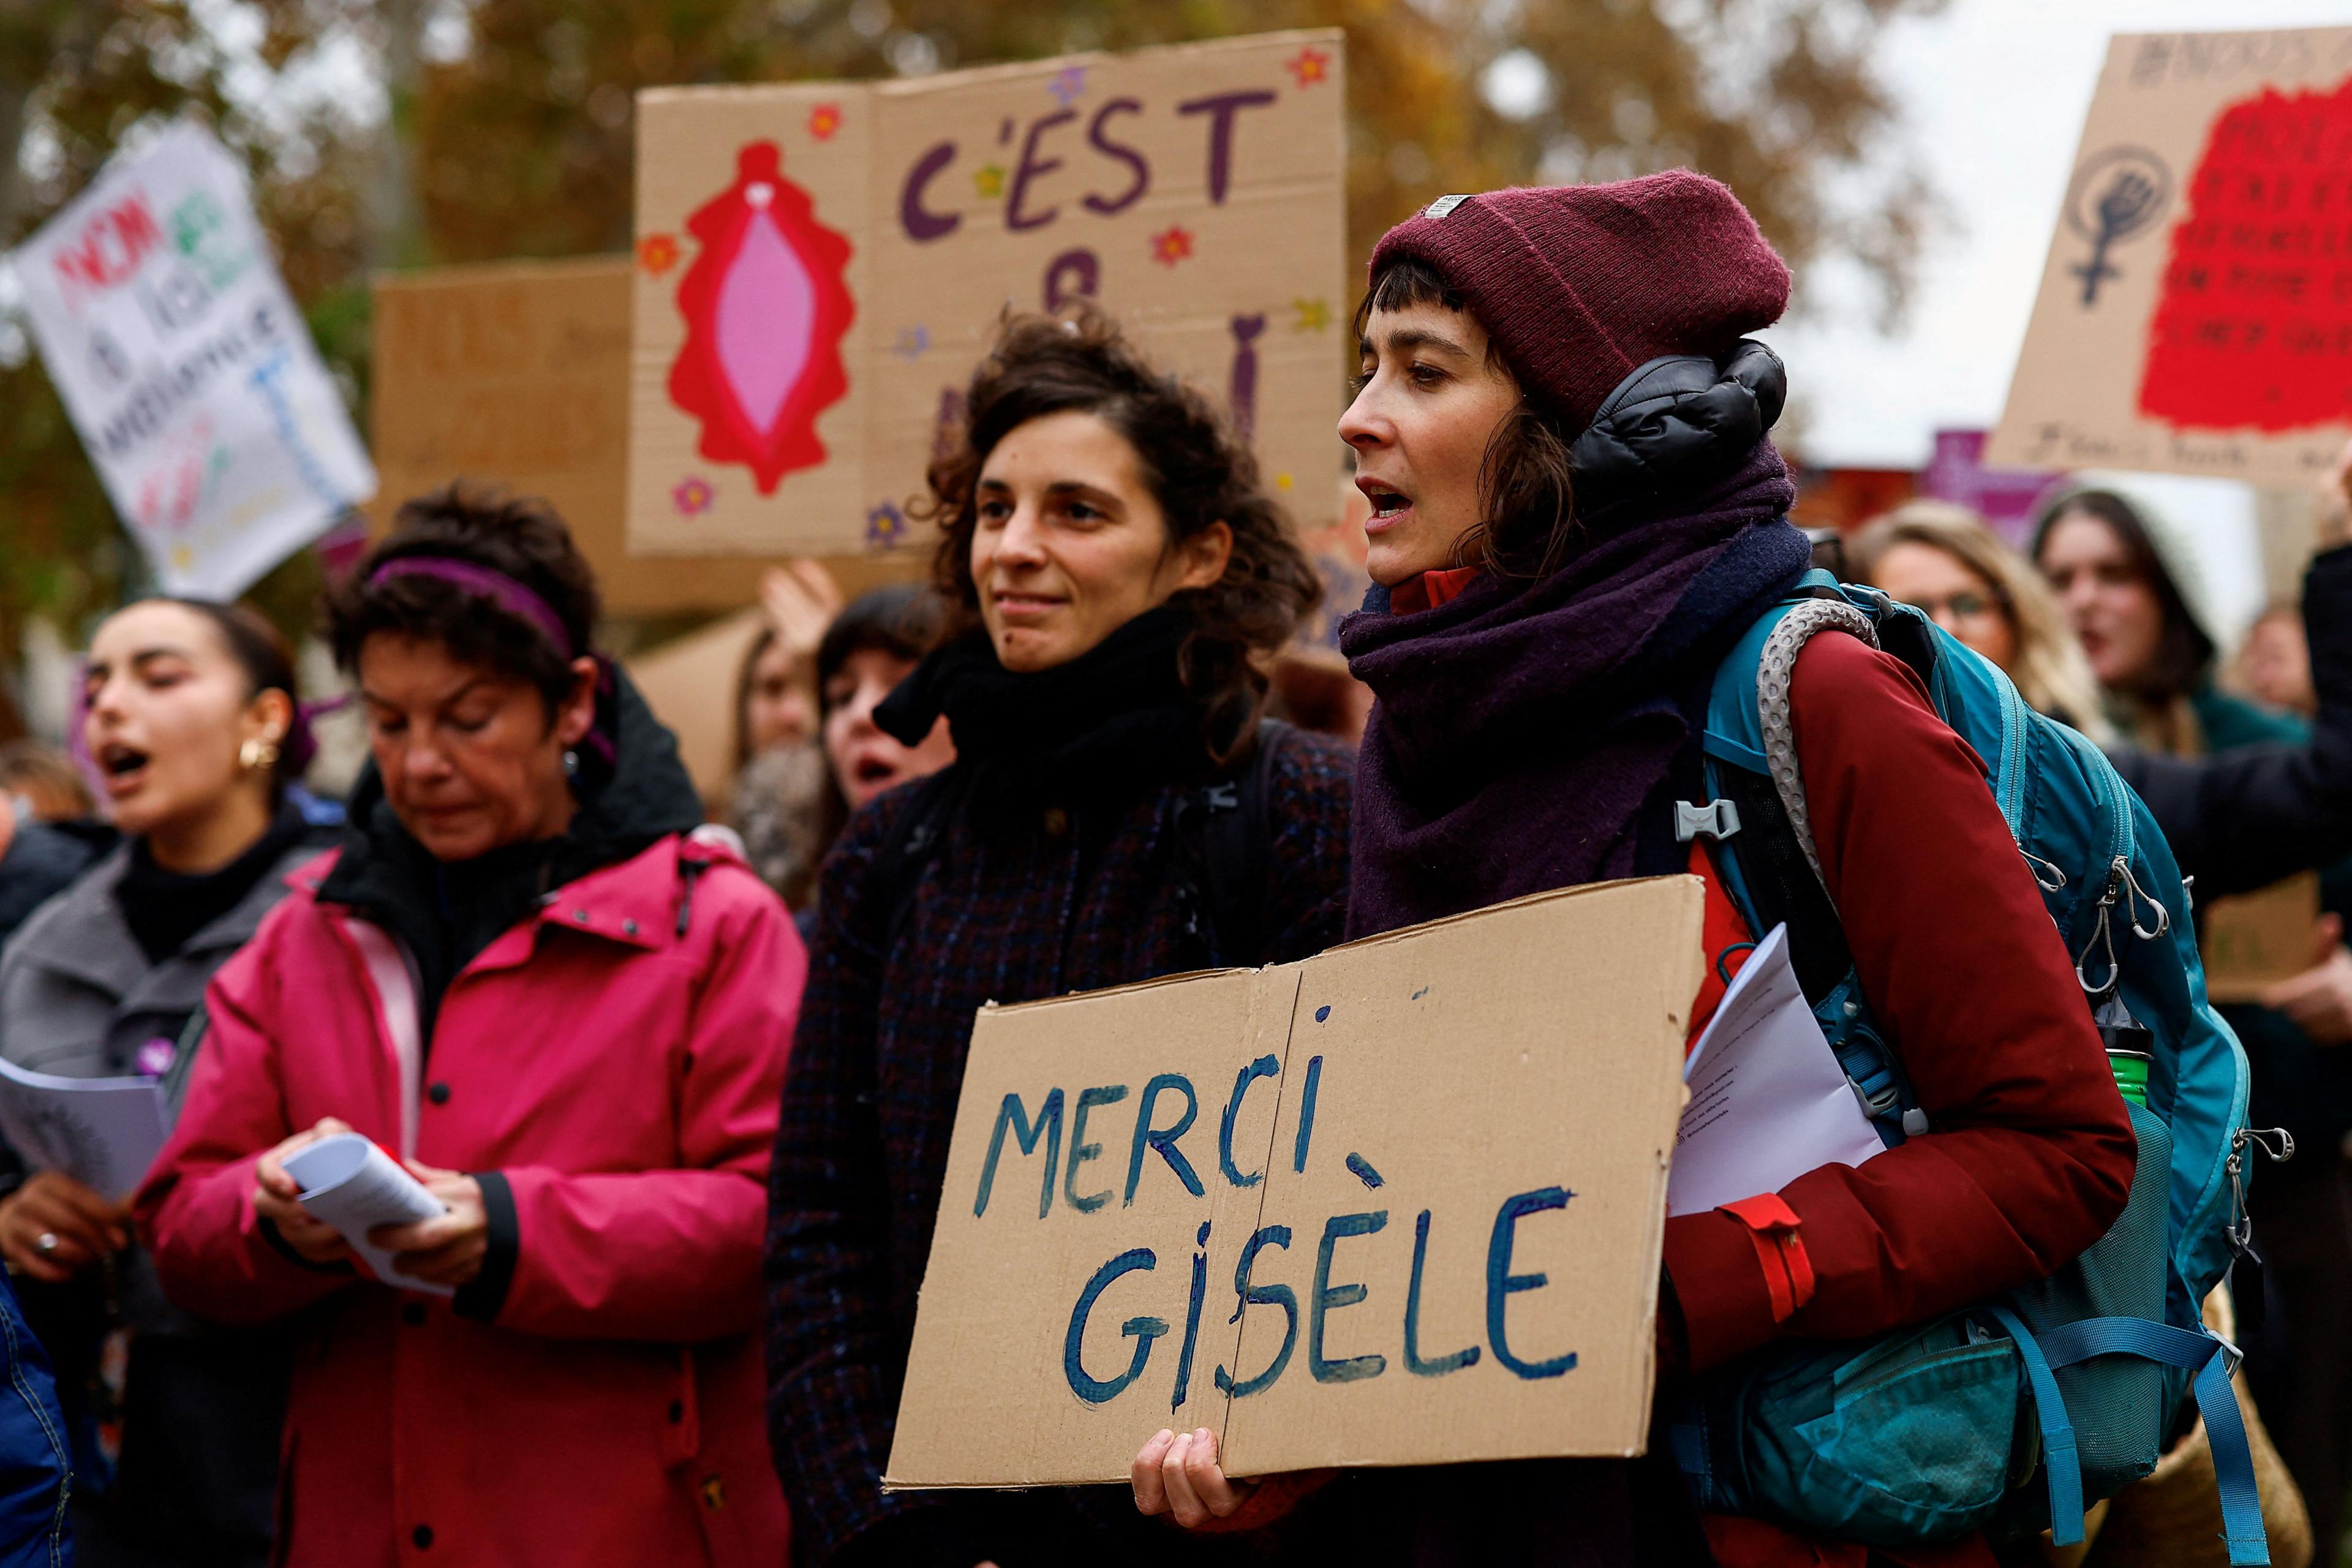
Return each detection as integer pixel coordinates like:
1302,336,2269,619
34,1232,57,1254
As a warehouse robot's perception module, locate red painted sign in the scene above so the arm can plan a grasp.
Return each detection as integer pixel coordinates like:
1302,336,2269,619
2138,73,2352,432
666,143,855,494
51,193,162,302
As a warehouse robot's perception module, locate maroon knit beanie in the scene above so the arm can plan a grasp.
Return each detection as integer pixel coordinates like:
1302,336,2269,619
1368,171,1791,433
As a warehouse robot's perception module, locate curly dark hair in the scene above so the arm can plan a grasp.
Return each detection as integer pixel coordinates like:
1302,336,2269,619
1357,255,1581,579
919,309,1321,758
324,484,598,716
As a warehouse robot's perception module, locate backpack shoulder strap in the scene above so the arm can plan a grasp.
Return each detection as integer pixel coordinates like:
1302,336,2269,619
1702,575,1923,1144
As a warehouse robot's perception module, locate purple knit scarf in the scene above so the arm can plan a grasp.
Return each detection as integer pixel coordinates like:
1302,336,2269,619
1340,441,1809,938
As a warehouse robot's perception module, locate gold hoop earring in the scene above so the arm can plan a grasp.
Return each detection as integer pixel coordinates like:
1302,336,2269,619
239,737,279,773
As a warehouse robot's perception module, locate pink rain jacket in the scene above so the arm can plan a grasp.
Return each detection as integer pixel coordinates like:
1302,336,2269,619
136,833,801,1568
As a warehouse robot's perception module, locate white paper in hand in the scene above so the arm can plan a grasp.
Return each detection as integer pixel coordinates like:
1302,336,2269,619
0,1057,170,1199
1667,924,1885,1218
281,1133,452,1297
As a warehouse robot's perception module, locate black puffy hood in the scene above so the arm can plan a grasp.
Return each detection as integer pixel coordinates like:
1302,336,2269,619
1567,339,1787,513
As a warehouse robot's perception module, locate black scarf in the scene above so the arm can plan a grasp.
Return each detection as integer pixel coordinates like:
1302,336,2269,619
876,607,1220,799
117,798,311,965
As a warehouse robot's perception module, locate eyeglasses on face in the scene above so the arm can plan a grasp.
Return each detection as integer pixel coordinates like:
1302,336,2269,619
1907,590,2004,622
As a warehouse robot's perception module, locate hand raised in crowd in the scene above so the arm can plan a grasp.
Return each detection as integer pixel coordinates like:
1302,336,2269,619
0,1169,129,1283
760,559,845,663
252,1116,356,1266
370,1159,488,1289
2263,913,2352,1047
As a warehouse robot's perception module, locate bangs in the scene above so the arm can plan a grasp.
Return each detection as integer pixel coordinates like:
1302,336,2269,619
1355,255,1468,335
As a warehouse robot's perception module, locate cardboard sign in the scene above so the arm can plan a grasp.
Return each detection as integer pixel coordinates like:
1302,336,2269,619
1990,29,2352,485
629,30,1347,558
885,876,1702,1488
370,257,924,616
10,123,376,597
620,607,766,804
2200,871,2323,1003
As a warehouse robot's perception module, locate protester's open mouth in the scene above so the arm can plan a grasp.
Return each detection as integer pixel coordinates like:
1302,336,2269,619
854,756,896,786
97,743,149,793
1357,478,1412,532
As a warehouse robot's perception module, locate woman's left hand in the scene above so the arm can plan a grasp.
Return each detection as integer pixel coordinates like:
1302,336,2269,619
1133,1427,1257,1528
370,1161,489,1289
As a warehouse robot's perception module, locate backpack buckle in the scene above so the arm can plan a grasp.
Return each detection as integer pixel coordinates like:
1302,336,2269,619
1674,799,1742,843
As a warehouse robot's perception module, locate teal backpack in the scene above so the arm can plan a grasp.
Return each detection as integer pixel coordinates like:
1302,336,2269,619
1668,570,2275,1565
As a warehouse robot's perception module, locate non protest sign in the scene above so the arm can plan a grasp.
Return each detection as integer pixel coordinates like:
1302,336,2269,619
628,30,1347,558
11,123,375,597
1990,28,2352,486
885,877,1701,1488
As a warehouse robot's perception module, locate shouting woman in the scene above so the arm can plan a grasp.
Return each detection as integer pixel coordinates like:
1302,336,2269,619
1134,175,2136,1568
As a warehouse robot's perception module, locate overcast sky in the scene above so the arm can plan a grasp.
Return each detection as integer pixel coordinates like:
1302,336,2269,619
1760,0,2352,471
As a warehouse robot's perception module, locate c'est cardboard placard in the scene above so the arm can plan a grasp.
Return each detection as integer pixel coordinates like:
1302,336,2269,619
884,876,1703,1488
1990,28,2352,486
628,29,1347,559
369,257,923,615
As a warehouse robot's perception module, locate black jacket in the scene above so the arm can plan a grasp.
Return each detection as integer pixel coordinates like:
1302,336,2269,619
0,818,113,947
2106,545,2352,897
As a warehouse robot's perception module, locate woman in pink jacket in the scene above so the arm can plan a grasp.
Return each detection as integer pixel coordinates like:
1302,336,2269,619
135,488,800,1568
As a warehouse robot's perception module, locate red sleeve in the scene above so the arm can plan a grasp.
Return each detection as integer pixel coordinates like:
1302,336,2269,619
1662,632,2136,1373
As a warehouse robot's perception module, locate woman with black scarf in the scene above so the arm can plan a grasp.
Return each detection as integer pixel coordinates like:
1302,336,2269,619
764,311,1354,1568
1135,176,2136,1568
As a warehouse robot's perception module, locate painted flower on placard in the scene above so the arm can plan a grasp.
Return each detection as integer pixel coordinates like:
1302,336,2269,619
1293,297,1331,333
1287,47,1330,88
1048,66,1088,107
1150,225,1195,266
665,142,856,495
808,103,843,141
636,233,680,276
973,163,1008,198
673,477,715,516
892,325,931,361
865,500,910,549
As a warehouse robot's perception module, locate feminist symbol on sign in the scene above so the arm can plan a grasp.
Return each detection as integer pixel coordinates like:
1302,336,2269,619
2064,146,2173,308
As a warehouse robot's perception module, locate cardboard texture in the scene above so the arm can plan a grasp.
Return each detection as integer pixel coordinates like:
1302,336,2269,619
2200,871,2323,1003
619,607,767,803
1990,29,2352,486
629,30,1348,558
368,257,921,614
884,876,1704,1489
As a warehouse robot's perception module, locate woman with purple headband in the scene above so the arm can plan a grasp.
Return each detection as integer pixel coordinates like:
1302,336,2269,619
0,597,338,1566
137,486,798,1567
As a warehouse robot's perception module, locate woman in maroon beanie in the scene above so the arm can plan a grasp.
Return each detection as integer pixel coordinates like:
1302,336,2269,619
1128,173,2135,1568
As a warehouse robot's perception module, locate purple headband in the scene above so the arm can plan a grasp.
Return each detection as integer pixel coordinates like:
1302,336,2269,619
372,557,575,654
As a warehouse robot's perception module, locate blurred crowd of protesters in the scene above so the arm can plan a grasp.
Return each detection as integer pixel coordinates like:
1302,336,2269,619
0,169,2345,1568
